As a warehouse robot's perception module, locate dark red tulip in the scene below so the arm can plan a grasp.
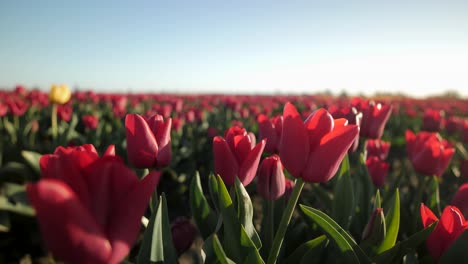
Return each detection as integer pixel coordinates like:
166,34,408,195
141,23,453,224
8,99,29,116
461,159,468,181
365,156,389,187
365,139,391,160
359,100,392,139
82,115,99,130
57,104,73,122
405,130,454,177
171,218,197,256
28,145,161,264
328,106,362,153
125,114,172,168
257,155,286,200
279,103,359,183
422,109,444,132
213,126,266,186
362,208,386,243
451,183,468,219
257,114,283,153
420,204,468,261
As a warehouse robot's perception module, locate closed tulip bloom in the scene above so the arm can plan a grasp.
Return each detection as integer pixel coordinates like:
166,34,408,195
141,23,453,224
405,130,455,177
125,114,172,168
171,218,197,256
365,139,391,160
82,114,99,130
279,103,359,183
28,145,161,264
451,183,468,219
365,156,389,187
49,84,71,105
420,204,468,261
257,155,286,200
213,125,266,186
257,114,283,153
359,101,392,139
422,109,444,132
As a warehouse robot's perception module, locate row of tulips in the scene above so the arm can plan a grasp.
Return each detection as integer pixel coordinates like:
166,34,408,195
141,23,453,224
0,85,467,263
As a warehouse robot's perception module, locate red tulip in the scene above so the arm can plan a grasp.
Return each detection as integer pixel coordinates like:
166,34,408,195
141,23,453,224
257,155,286,200
451,183,468,219
125,114,172,168
57,104,72,122
420,204,468,261
405,130,454,177
328,106,362,153
28,145,161,264
365,139,391,160
82,115,99,130
365,156,389,187
213,125,266,186
422,109,444,132
279,103,359,183
359,100,392,139
257,114,283,153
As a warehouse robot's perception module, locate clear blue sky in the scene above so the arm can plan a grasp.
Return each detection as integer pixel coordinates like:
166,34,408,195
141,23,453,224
1,0,468,97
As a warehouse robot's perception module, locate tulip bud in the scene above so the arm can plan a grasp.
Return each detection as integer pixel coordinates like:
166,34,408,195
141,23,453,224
362,208,386,244
365,139,391,161
365,156,389,188
49,84,71,105
257,155,286,200
171,218,197,256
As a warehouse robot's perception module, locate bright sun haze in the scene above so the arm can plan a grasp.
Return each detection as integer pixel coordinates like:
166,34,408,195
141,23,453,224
1,0,467,97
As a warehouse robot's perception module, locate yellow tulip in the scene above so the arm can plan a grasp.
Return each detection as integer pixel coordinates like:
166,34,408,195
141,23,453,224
49,84,71,105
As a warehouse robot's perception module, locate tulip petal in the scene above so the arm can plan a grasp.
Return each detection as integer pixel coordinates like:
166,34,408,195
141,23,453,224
239,139,266,186
27,179,111,264
420,203,438,228
104,145,116,156
108,170,161,263
302,125,359,182
304,108,334,149
279,103,309,178
213,136,239,186
148,116,172,167
233,135,252,164
125,114,159,168
451,183,468,219
258,114,278,153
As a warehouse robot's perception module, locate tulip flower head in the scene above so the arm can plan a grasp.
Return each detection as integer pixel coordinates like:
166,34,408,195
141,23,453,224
125,114,172,168
359,100,392,139
49,84,71,105
279,103,359,183
171,218,197,256
422,109,444,132
213,125,266,186
257,114,283,153
420,204,468,261
28,144,161,264
365,156,389,188
365,139,391,160
257,155,286,200
451,183,468,219
405,130,455,177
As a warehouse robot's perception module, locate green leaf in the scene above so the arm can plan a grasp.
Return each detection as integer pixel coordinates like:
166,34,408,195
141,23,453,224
3,118,17,143
21,150,42,177
374,222,436,264
189,172,217,239
137,193,178,264
332,155,355,229
0,211,11,232
427,176,441,216
214,175,262,263
374,189,382,210
234,177,262,249
376,189,400,254
209,173,220,213
212,234,237,264
0,162,32,182
285,235,328,264
300,205,369,264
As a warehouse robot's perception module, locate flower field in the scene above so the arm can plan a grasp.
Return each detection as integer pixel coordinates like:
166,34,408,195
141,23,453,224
0,85,467,264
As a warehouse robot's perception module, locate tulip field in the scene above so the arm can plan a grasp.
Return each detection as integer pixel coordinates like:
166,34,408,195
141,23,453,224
1,85,468,264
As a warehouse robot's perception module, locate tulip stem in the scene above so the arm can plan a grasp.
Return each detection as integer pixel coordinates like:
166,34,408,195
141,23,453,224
51,103,58,142
267,178,305,264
